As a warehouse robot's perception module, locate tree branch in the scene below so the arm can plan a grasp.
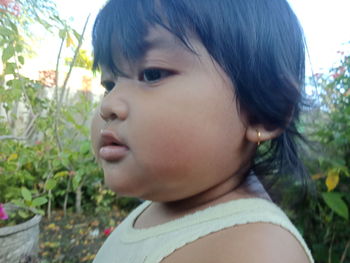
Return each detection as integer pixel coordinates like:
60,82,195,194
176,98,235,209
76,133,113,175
0,113,38,141
340,239,350,263
0,135,27,141
59,15,90,105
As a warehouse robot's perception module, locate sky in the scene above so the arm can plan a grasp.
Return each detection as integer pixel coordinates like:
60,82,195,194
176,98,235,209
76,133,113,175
52,0,350,75
287,0,350,73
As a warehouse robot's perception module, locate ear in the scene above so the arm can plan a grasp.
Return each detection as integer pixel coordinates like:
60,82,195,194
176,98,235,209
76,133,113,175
245,124,283,144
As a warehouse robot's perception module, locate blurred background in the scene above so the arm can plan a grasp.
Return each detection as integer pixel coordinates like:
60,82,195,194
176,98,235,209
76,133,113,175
0,0,349,262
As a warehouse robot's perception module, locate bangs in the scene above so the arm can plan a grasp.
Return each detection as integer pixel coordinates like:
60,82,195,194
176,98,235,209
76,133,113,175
92,0,196,74
92,0,305,129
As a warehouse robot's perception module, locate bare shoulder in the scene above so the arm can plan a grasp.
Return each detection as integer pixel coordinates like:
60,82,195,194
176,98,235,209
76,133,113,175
161,222,311,263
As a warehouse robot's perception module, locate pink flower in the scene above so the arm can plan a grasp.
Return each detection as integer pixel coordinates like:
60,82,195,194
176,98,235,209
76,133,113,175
103,227,114,236
0,0,12,8
338,66,346,74
313,73,323,80
0,204,9,220
332,73,341,79
0,0,20,16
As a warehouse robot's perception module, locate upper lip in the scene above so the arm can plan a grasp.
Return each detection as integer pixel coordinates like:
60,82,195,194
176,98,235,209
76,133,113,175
100,130,127,148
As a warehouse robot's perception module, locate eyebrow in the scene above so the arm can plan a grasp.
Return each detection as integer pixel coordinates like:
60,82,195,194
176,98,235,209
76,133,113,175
143,33,196,55
143,37,182,53
105,34,194,74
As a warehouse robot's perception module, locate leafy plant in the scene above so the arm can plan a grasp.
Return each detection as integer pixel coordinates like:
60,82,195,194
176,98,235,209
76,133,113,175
292,51,350,263
0,0,117,226
0,203,37,227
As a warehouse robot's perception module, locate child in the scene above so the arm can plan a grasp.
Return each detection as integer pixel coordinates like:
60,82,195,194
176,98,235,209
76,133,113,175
90,0,314,262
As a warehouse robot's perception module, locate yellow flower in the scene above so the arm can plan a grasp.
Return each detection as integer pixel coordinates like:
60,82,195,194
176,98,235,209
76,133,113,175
326,169,340,192
7,153,18,161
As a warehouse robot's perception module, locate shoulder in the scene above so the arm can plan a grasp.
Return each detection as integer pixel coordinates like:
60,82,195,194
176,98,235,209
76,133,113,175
161,222,311,263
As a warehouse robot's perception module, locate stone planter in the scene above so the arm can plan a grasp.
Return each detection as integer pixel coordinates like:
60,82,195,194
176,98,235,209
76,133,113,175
0,204,42,263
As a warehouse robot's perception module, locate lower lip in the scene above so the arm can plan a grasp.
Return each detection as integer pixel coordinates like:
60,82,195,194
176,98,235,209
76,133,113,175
99,145,129,161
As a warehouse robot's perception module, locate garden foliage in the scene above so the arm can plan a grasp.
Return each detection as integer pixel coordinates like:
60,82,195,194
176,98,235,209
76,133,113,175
0,1,349,262
289,52,350,263
0,0,118,221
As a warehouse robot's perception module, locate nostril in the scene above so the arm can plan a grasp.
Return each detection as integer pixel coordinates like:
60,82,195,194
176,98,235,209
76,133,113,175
110,113,119,120
99,111,118,121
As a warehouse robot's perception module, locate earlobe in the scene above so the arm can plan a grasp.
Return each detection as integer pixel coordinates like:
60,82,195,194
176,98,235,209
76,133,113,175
245,125,282,145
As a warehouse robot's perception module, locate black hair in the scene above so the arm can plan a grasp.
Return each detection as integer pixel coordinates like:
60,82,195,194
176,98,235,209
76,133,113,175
92,0,312,203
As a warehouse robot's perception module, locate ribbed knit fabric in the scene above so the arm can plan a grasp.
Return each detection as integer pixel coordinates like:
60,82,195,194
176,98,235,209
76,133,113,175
93,198,314,263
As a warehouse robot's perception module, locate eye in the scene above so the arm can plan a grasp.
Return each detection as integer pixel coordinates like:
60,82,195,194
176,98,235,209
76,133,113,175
101,80,115,95
139,68,174,83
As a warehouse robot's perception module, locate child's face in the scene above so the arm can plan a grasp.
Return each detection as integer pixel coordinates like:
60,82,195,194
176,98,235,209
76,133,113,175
91,26,254,202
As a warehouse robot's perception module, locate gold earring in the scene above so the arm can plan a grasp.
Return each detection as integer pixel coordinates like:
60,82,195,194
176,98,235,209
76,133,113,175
256,130,261,146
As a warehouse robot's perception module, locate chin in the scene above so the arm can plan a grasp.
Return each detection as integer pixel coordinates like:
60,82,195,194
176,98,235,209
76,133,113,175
104,176,142,198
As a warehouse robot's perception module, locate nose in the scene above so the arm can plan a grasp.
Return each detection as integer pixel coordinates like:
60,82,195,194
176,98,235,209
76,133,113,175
99,86,128,122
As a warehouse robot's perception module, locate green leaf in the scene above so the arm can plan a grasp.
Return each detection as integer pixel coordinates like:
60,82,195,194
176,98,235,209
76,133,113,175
46,178,57,190
18,210,29,219
4,62,16,75
2,46,15,63
9,21,18,33
72,172,82,190
12,199,24,207
79,141,90,154
32,197,48,207
322,192,349,220
15,44,23,53
31,207,44,216
73,30,81,40
62,157,70,168
21,187,32,202
54,171,69,179
18,56,24,65
63,110,75,124
59,29,66,39
11,79,22,90
52,159,61,168
0,27,13,37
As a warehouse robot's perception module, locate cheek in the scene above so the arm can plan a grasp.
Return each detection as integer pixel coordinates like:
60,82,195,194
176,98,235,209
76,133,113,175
130,117,194,174
90,110,104,158
129,93,245,182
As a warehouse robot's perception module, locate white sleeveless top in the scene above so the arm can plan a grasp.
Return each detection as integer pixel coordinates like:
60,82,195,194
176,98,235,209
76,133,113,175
93,198,314,263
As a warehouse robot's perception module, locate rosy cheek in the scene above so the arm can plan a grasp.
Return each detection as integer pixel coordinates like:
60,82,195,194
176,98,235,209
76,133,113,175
135,119,209,178
131,123,189,171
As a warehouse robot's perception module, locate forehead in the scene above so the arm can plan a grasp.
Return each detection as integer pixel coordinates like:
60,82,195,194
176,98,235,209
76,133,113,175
113,25,189,54
100,26,201,79
107,26,198,71
144,26,186,51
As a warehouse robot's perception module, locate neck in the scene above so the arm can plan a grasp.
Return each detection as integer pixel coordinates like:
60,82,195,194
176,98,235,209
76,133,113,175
133,172,270,229
155,171,269,219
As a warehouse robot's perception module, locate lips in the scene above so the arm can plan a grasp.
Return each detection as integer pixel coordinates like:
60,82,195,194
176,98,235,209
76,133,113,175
100,131,125,147
99,130,129,162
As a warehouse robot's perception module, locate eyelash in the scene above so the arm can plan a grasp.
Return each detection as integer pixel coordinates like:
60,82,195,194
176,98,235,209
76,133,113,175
102,68,175,95
101,81,115,96
138,68,174,84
